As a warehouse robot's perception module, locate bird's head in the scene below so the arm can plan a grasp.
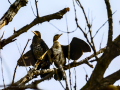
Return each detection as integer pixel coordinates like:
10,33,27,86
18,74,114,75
53,33,63,42
31,30,41,38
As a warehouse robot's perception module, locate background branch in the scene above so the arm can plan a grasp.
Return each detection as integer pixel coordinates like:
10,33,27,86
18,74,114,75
0,7,69,49
99,69,120,89
81,35,120,90
105,0,113,46
0,0,28,29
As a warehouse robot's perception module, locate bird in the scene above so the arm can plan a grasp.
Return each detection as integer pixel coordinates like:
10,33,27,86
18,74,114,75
51,33,91,80
18,31,52,79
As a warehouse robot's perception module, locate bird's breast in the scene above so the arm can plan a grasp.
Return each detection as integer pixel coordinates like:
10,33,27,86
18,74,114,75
52,41,66,66
52,41,62,55
32,43,44,59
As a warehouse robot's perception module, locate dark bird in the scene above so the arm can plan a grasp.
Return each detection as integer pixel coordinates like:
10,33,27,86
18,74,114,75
18,31,52,79
51,34,91,80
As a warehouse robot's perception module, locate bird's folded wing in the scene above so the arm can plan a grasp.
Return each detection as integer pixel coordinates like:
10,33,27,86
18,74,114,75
18,50,35,66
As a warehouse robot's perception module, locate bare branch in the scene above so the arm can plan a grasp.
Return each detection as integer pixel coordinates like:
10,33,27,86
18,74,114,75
0,7,70,49
0,0,28,29
49,22,78,33
99,33,104,49
100,69,120,89
93,10,116,38
81,35,120,90
76,0,98,60
64,47,106,70
65,13,72,90
3,45,106,90
73,0,98,60
0,31,5,41
0,51,5,88
35,0,39,17
105,0,113,46
12,39,30,85
30,0,36,17
19,50,48,85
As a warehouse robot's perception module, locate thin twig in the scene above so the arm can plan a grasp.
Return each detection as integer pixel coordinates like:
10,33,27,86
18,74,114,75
64,47,106,69
15,41,21,56
19,50,48,85
65,14,72,90
0,31,5,41
49,22,78,33
12,39,30,85
75,0,89,26
0,51,5,88
74,68,76,90
59,81,66,90
74,0,98,60
10,47,105,88
8,0,11,4
30,0,36,17
35,0,39,17
93,10,117,38
99,33,104,49
83,67,88,82
0,7,69,49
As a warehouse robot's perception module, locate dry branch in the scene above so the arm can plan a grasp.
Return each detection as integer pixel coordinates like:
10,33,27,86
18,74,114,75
75,0,98,60
81,35,120,90
2,45,105,90
105,0,113,46
0,7,70,49
73,0,98,61
0,0,28,29
12,39,30,85
99,70,120,89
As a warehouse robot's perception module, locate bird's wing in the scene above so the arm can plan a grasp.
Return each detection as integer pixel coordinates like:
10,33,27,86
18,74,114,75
40,39,53,64
62,37,91,60
40,39,49,51
18,50,36,66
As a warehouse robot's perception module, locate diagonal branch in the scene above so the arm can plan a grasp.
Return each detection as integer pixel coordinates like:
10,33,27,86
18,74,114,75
100,69,120,89
0,7,70,49
12,39,30,85
2,46,105,90
75,0,98,60
73,0,98,62
35,0,39,17
81,35,120,90
0,0,28,29
105,0,113,46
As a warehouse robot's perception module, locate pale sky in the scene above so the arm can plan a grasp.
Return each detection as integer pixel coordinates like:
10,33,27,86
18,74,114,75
0,0,120,90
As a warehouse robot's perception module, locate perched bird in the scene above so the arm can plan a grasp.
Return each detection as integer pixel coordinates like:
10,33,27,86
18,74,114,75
51,34,91,80
18,31,52,79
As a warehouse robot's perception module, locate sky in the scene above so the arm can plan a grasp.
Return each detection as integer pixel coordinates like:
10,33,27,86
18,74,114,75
0,0,120,90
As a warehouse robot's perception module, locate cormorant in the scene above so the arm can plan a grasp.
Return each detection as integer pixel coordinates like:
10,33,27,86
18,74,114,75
18,31,52,79
51,34,91,80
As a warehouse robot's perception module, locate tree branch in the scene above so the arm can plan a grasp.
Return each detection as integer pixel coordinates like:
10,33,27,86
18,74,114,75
0,0,28,29
2,46,105,90
0,7,70,49
81,35,120,90
76,0,98,60
99,70,120,89
105,0,113,46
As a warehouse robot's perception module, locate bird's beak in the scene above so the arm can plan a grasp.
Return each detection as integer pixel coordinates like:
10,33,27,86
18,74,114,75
57,33,63,39
31,30,38,36
59,33,63,37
